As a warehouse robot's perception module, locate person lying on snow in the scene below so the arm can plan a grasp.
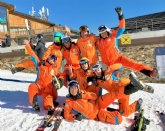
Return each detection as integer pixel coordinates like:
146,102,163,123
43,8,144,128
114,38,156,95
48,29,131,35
86,63,153,117
64,79,144,125
28,54,64,115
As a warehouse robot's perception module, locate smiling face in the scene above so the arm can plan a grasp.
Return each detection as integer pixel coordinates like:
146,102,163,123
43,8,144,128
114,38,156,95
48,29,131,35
93,68,102,77
81,62,89,70
80,31,89,38
69,86,79,96
47,58,55,65
100,31,109,38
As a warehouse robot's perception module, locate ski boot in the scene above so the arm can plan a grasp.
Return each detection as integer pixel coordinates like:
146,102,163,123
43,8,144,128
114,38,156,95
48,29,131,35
32,95,40,111
129,72,154,93
140,68,158,77
6,64,25,74
136,98,143,112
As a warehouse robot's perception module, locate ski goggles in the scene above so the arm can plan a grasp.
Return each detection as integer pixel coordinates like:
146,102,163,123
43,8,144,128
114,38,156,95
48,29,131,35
80,59,88,65
62,37,70,43
92,64,102,71
98,25,108,34
68,80,79,88
79,26,89,32
54,36,61,43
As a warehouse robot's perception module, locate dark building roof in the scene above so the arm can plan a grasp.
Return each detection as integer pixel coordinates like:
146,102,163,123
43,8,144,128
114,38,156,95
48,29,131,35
126,11,165,22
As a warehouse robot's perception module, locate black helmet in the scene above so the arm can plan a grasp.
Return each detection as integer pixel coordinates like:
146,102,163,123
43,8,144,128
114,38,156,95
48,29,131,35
68,80,82,100
98,25,109,34
47,54,57,61
36,34,43,39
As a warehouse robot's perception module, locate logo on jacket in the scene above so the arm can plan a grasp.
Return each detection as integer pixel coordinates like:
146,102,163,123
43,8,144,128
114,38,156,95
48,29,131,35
73,49,78,54
88,41,92,46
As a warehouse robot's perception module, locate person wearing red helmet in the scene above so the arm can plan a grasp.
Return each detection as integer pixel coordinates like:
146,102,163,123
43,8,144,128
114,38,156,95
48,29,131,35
77,25,99,66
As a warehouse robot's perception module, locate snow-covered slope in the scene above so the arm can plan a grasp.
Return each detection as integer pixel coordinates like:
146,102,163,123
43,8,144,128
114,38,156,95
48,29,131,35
0,70,165,131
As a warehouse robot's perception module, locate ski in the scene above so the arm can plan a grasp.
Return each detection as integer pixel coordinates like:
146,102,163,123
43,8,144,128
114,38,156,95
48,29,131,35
129,109,150,131
156,111,165,126
51,107,63,131
36,106,63,131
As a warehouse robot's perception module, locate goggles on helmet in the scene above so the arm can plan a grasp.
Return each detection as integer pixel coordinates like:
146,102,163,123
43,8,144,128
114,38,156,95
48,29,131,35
54,36,61,43
98,25,108,34
92,64,102,71
80,58,89,65
62,37,70,43
68,80,79,88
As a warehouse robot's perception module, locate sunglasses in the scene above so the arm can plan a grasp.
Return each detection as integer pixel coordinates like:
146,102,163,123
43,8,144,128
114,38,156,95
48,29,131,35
79,26,89,32
54,36,61,43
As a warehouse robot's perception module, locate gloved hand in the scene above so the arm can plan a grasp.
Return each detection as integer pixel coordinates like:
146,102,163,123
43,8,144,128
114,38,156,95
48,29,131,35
38,60,46,66
87,76,98,86
75,113,83,121
115,7,124,20
59,78,64,88
52,76,62,89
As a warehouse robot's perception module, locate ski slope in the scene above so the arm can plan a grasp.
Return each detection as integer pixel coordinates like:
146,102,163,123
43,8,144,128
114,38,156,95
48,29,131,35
0,69,165,131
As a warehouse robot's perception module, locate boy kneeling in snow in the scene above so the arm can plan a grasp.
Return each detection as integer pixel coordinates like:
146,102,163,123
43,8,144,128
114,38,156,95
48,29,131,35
28,54,64,114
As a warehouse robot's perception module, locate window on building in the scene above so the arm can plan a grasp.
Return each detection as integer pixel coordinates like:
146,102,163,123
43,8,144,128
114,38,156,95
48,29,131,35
0,6,7,32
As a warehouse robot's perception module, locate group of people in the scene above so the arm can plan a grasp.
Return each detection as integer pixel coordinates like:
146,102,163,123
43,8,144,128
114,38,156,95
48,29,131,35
8,7,155,125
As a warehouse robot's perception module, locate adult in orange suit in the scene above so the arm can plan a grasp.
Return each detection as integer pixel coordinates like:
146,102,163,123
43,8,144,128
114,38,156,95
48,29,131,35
96,7,155,77
77,25,98,66
7,34,46,74
42,32,64,71
28,54,63,113
90,63,146,117
61,36,81,85
64,80,142,124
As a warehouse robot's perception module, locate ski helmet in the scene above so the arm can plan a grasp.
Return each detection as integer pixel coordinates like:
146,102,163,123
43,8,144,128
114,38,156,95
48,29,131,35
68,80,81,94
79,25,89,32
47,54,57,62
53,32,64,44
98,25,109,34
92,64,102,72
36,34,43,40
80,57,89,65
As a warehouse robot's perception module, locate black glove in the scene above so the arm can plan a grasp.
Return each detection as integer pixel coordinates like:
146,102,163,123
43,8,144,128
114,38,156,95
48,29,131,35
75,113,83,121
38,60,46,66
115,7,124,20
59,78,64,88
87,76,98,86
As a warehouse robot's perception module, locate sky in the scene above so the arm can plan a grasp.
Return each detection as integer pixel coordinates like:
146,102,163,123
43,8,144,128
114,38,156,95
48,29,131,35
3,0,165,34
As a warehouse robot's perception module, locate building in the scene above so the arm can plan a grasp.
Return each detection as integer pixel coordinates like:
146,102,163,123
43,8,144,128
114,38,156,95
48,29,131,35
125,11,165,33
0,1,78,40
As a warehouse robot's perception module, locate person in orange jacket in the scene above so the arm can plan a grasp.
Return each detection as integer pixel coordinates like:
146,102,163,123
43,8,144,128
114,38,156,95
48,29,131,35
70,57,98,93
42,32,64,71
64,80,143,124
96,7,155,77
28,54,64,113
90,63,153,116
77,25,98,66
61,36,81,85
7,34,46,74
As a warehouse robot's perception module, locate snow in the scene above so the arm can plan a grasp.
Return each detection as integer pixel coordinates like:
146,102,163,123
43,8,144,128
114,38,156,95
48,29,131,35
0,69,165,131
